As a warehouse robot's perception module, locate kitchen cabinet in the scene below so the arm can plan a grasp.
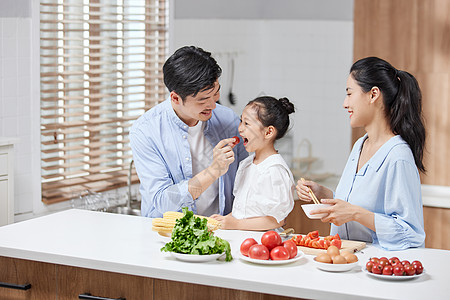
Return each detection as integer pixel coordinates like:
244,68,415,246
0,209,449,299
0,139,17,227
58,265,153,300
0,256,56,299
0,257,300,300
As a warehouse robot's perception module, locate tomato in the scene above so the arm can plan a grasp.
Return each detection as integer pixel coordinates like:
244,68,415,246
292,235,302,246
413,262,424,275
404,264,416,276
378,258,389,268
333,233,341,240
282,240,298,259
389,257,400,266
382,265,393,275
248,244,270,260
393,264,405,276
311,240,319,249
411,260,423,268
370,257,380,264
303,237,311,247
372,263,383,274
318,239,326,249
401,260,410,266
307,230,319,239
270,246,290,260
240,238,258,257
330,239,342,249
261,231,282,250
366,261,374,273
231,136,240,147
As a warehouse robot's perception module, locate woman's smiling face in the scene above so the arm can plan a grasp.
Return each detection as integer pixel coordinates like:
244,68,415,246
343,74,374,128
238,105,266,153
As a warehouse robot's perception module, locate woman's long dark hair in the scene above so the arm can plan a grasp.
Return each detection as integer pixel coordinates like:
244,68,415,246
350,57,426,173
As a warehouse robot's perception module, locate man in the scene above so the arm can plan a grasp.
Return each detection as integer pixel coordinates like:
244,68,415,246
130,46,248,218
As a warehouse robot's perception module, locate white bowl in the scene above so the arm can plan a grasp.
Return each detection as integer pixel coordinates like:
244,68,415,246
301,204,331,219
313,258,359,272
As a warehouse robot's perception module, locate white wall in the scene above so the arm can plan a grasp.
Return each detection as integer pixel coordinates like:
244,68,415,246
0,11,39,219
0,0,354,222
172,18,353,177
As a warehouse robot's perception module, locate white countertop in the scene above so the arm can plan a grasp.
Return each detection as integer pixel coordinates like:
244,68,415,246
0,209,449,300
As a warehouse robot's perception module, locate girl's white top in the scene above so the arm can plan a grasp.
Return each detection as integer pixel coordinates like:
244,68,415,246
232,153,295,223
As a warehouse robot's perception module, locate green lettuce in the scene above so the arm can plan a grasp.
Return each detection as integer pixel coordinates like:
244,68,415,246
161,207,232,261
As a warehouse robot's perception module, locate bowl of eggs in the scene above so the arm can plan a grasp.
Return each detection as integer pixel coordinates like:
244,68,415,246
313,245,359,272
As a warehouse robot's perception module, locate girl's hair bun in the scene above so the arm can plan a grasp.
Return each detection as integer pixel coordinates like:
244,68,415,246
279,97,295,114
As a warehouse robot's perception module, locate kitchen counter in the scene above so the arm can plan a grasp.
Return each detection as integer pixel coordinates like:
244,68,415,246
0,209,449,300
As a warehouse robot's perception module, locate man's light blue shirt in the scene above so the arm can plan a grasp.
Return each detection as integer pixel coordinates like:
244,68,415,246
130,98,248,218
331,134,425,250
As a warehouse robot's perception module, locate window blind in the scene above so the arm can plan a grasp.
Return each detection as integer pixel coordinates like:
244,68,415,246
40,0,168,204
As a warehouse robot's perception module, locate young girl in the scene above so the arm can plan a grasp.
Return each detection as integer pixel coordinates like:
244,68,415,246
296,57,426,250
211,96,295,230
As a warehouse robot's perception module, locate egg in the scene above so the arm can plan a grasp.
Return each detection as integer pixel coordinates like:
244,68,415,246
315,253,332,264
332,255,347,264
326,245,340,258
345,253,358,263
340,250,353,258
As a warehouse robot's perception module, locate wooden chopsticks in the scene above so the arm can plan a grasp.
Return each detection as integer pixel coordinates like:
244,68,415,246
301,178,320,204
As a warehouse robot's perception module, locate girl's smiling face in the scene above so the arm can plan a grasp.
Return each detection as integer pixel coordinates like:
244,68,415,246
238,105,267,153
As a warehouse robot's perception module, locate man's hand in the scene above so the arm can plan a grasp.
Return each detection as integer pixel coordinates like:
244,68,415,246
209,137,236,178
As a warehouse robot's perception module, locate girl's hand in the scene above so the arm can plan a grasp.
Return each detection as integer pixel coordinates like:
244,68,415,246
210,213,237,230
295,179,332,202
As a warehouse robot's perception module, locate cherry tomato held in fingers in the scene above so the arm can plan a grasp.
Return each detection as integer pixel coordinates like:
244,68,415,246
282,240,298,259
261,231,282,251
240,238,258,257
231,136,240,147
393,264,405,276
270,246,290,260
248,244,270,260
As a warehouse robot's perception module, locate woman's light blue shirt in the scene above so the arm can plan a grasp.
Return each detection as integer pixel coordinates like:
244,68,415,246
129,98,248,218
331,134,425,250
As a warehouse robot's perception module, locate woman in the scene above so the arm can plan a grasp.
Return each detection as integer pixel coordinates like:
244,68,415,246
296,57,426,250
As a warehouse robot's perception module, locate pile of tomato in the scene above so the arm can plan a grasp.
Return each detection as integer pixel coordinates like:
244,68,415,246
240,231,298,260
366,257,424,276
290,230,342,250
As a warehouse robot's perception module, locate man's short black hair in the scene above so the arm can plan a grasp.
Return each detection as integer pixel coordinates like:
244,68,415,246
163,46,222,101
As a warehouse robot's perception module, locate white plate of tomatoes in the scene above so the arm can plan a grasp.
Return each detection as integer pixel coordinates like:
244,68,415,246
362,267,425,280
239,251,305,265
364,257,424,280
239,231,304,265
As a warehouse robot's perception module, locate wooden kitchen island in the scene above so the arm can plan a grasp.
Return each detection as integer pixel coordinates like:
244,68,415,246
0,209,449,300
